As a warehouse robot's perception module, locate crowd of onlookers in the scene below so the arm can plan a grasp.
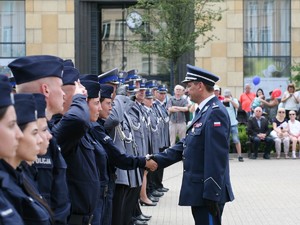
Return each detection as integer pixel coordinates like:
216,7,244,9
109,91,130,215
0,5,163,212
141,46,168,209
179,82,300,160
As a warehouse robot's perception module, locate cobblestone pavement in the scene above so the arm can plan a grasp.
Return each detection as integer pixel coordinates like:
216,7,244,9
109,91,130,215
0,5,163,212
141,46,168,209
142,156,300,225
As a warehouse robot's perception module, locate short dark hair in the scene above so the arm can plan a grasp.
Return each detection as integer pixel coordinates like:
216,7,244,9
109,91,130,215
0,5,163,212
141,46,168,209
0,106,9,120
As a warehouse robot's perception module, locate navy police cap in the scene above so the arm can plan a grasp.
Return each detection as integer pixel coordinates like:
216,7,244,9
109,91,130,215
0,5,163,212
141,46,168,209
100,84,114,99
127,80,138,93
8,55,64,85
32,93,46,118
145,88,153,99
118,71,127,84
146,80,158,89
62,66,80,86
157,84,168,93
125,69,142,82
0,74,13,107
63,59,74,67
80,74,99,82
140,78,147,90
81,80,101,98
14,93,37,126
182,64,219,86
98,68,119,85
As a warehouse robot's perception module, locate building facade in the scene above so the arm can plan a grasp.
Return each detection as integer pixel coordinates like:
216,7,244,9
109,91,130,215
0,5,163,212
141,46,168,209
1,0,300,97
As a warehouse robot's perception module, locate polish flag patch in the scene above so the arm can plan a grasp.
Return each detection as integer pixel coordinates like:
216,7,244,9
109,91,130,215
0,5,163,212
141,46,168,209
214,122,221,127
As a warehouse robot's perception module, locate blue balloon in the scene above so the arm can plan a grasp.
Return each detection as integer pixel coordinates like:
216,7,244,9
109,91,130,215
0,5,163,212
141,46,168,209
252,76,260,86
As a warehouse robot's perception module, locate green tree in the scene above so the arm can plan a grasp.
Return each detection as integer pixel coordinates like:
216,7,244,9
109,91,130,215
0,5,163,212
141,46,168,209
291,62,300,87
129,0,224,90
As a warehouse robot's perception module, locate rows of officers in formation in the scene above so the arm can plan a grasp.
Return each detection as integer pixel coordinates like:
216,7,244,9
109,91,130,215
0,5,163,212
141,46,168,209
0,55,173,225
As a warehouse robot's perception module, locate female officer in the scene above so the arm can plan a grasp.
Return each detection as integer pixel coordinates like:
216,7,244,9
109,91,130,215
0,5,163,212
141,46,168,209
0,75,24,224
0,93,54,225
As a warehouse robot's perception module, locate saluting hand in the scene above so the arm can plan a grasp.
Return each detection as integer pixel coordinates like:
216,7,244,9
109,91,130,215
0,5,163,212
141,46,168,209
74,80,88,96
145,159,158,171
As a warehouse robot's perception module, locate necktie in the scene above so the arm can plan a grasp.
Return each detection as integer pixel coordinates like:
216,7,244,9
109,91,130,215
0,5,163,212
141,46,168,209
195,107,200,115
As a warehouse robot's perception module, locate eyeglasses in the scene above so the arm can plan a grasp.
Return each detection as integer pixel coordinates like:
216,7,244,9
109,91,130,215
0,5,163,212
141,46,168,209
278,111,285,113
289,113,295,115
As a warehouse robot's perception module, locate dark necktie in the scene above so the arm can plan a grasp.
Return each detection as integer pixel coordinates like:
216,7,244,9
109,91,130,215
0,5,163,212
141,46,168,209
195,107,200,115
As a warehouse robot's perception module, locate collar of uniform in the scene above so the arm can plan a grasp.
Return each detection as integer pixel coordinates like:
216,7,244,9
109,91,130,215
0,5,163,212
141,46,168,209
198,94,215,112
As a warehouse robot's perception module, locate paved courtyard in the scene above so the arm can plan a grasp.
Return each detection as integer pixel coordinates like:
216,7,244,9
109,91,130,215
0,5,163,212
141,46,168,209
142,156,300,225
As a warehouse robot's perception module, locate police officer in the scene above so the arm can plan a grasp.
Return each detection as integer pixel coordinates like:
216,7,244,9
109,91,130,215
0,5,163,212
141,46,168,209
89,81,157,225
0,93,53,225
8,55,71,225
150,64,234,225
0,75,24,225
53,78,98,225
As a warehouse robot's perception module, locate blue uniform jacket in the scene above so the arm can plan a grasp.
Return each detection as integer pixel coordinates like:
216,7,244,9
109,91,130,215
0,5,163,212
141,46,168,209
153,96,234,206
0,171,24,225
0,160,52,225
52,94,99,217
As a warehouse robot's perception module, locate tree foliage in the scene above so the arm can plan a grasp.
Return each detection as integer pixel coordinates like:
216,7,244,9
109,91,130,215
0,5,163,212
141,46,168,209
291,62,300,87
129,0,224,88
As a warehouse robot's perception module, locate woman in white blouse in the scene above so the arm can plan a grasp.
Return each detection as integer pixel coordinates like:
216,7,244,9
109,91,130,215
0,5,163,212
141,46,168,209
288,110,300,158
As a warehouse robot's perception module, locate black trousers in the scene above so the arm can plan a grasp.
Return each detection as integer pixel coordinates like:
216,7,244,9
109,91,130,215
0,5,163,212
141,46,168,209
111,184,140,225
191,204,224,225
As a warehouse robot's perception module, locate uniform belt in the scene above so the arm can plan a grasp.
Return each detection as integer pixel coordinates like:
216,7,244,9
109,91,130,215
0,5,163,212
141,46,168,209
68,214,94,225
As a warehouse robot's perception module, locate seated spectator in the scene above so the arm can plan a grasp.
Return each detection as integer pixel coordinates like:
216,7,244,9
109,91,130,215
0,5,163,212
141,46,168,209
270,108,290,159
260,91,279,122
251,88,265,112
288,110,300,159
247,106,273,159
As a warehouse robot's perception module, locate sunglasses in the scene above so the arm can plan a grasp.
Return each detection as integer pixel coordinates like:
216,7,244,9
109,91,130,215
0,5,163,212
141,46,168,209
289,113,295,115
278,111,285,113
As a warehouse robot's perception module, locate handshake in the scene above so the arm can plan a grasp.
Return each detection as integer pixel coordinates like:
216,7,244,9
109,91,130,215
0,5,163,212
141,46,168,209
145,154,158,171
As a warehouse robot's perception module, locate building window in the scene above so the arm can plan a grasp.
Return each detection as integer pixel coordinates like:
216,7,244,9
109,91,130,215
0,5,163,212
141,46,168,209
0,0,25,76
243,0,291,94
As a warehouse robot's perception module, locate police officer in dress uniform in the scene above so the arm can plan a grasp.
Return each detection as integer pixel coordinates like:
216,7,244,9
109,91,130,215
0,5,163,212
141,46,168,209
0,76,24,225
106,80,151,225
151,84,170,194
98,68,120,101
150,64,234,225
88,79,157,225
0,93,54,225
8,55,71,225
52,78,99,225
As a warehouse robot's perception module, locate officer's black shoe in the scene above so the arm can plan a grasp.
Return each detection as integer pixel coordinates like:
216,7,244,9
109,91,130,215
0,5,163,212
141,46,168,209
139,200,157,206
136,214,151,221
148,195,159,202
238,156,244,162
141,214,152,219
249,154,257,159
151,190,164,197
132,219,148,225
157,187,169,192
263,154,270,159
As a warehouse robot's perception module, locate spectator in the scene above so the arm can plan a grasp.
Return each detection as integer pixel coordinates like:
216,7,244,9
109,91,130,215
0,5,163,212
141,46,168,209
260,91,279,122
270,108,290,159
281,83,300,120
223,89,244,162
166,84,189,146
247,106,273,159
251,88,265,112
214,85,224,101
239,84,256,117
288,110,300,159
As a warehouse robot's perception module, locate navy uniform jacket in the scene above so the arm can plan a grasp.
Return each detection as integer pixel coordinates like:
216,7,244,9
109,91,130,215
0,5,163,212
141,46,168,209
153,96,234,206
52,94,99,217
0,171,24,225
0,160,52,225
33,116,71,225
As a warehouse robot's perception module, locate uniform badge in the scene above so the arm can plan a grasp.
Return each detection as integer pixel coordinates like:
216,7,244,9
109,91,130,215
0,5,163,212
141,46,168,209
214,122,221,127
